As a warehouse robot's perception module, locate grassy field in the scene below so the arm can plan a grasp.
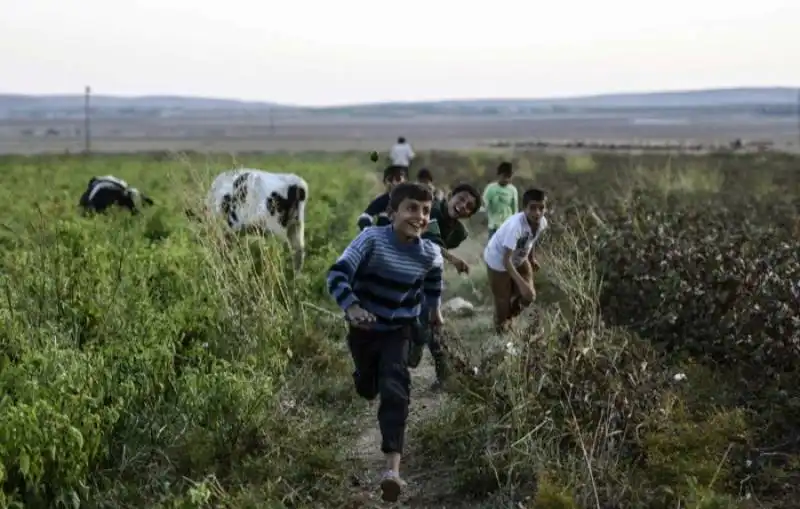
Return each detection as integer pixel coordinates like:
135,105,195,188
0,149,798,508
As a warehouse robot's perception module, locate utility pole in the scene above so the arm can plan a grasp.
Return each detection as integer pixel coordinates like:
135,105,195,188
796,88,800,148
269,108,275,136
84,85,91,154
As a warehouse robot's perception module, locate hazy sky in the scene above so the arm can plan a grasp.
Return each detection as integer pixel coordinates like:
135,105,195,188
1,0,798,106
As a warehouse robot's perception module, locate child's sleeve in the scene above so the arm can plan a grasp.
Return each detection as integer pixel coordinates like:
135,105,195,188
326,230,373,311
511,186,519,212
499,220,520,252
482,183,494,212
357,194,386,230
447,223,468,250
422,248,444,310
421,220,444,247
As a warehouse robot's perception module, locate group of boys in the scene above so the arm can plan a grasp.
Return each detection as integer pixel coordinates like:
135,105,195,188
326,161,548,502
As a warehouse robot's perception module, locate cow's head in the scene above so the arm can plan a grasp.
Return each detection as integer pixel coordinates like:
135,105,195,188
128,188,155,208
266,183,307,271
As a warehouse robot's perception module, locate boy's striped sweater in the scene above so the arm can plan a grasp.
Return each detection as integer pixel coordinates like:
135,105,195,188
327,225,443,330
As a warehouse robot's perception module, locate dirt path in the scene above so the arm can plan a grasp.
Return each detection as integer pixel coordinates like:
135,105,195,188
345,355,447,507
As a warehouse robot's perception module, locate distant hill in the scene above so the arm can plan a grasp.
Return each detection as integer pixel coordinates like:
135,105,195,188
0,94,281,111
423,87,799,109
0,87,797,119
314,87,799,116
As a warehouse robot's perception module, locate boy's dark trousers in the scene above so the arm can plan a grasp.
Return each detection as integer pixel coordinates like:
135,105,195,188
348,324,412,455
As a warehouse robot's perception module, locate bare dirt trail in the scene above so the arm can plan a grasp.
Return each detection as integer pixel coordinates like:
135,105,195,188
345,356,455,508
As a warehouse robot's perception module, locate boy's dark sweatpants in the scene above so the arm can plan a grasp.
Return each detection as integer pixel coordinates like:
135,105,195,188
348,325,411,455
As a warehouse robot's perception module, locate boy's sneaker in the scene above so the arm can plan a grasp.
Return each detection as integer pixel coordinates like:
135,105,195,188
408,342,423,368
379,470,406,502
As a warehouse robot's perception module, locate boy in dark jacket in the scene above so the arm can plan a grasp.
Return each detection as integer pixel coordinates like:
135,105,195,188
328,182,444,502
409,183,482,390
357,165,408,230
416,167,434,190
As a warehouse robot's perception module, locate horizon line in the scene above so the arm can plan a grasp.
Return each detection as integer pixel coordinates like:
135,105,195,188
0,85,798,109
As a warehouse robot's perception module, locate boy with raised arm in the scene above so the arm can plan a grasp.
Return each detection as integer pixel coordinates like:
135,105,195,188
483,188,548,333
409,183,482,390
327,182,444,502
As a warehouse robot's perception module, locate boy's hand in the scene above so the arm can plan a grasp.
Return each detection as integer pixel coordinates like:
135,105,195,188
451,256,470,275
443,250,470,274
517,282,536,303
429,308,445,329
346,304,376,328
531,257,540,272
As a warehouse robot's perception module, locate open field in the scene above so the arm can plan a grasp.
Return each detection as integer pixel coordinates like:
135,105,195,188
0,112,798,155
0,149,799,508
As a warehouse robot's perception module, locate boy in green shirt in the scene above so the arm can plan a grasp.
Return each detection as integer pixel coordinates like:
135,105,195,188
482,161,518,240
409,183,482,391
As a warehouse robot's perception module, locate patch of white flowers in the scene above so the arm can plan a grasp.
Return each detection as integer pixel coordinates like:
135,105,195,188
505,341,520,357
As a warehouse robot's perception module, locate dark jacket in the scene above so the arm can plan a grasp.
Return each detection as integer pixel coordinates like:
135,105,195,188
422,199,468,250
357,193,392,230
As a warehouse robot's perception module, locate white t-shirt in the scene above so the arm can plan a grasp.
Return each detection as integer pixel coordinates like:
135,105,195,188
483,212,548,272
389,142,415,166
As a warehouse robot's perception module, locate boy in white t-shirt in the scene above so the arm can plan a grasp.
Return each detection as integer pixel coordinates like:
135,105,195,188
483,188,548,333
389,137,415,168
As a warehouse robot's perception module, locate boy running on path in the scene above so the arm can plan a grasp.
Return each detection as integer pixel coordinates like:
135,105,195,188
327,182,444,502
357,165,408,230
483,188,548,333
409,183,482,390
482,161,518,241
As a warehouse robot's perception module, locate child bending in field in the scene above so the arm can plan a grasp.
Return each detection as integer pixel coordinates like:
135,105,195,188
482,161,518,241
409,183,482,390
483,188,548,333
327,182,444,502
357,165,408,230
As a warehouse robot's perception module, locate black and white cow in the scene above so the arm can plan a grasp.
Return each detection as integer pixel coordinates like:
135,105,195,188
78,175,154,215
206,169,308,271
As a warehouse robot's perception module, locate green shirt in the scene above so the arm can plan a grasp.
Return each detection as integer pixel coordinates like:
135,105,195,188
482,182,518,229
423,199,468,250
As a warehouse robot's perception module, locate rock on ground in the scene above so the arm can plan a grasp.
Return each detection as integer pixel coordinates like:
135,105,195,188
442,297,475,317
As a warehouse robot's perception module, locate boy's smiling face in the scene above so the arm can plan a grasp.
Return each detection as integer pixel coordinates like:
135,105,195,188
447,191,478,219
524,199,546,226
385,173,407,191
393,197,432,240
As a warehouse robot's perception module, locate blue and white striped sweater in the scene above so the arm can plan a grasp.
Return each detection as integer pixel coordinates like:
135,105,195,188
327,225,444,330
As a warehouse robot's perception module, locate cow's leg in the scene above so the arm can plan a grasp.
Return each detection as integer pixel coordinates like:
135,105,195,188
287,222,305,272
